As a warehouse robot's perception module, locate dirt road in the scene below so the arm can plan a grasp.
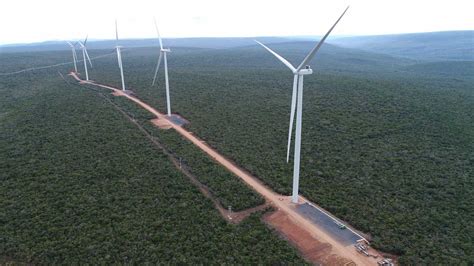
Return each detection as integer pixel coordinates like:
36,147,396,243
70,73,382,265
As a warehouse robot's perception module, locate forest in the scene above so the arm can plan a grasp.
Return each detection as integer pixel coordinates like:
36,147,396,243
1,37,473,264
82,43,473,264
0,67,304,263
100,90,265,211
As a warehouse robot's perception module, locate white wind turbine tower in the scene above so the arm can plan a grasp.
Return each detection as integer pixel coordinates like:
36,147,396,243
256,6,349,204
151,18,172,116
78,36,93,81
66,41,78,73
115,20,126,91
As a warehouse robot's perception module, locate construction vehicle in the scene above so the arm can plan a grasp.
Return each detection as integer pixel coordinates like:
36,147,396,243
377,258,394,266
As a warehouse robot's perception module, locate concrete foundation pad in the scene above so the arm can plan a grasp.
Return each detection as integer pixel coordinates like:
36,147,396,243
166,114,189,126
296,203,364,246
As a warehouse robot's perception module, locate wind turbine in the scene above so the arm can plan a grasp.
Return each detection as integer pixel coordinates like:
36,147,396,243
66,41,78,73
115,20,126,91
151,18,172,116
256,6,349,204
78,36,93,81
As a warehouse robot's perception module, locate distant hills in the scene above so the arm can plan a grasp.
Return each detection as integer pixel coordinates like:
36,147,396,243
330,31,474,61
0,37,299,53
1,31,472,82
176,41,415,77
1,31,472,63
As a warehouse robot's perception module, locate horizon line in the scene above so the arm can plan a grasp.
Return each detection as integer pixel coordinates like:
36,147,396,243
1,30,472,47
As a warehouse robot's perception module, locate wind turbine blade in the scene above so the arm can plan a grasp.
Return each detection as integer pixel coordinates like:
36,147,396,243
154,17,163,49
115,19,119,42
84,49,93,67
84,35,88,46
151,52,163,86
296,6,349,71
287,75,298,162
66,41,73,47
255,40,296,72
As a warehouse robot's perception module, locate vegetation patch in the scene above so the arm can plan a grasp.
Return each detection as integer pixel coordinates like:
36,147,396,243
87,45,473,264
0,69,304,264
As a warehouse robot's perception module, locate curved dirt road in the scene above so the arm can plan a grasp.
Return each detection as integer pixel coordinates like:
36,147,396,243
71,73,382,265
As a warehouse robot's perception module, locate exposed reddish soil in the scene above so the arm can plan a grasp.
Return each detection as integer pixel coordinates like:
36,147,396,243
225,202,270,224
112,91,123,97
150,118,172,129
264,210,355,265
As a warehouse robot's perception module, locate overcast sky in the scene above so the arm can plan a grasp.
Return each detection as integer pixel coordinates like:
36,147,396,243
1,0,473,45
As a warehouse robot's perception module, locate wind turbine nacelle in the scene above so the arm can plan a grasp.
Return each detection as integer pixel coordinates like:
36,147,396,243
161,48,171,52
298,67,313,75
